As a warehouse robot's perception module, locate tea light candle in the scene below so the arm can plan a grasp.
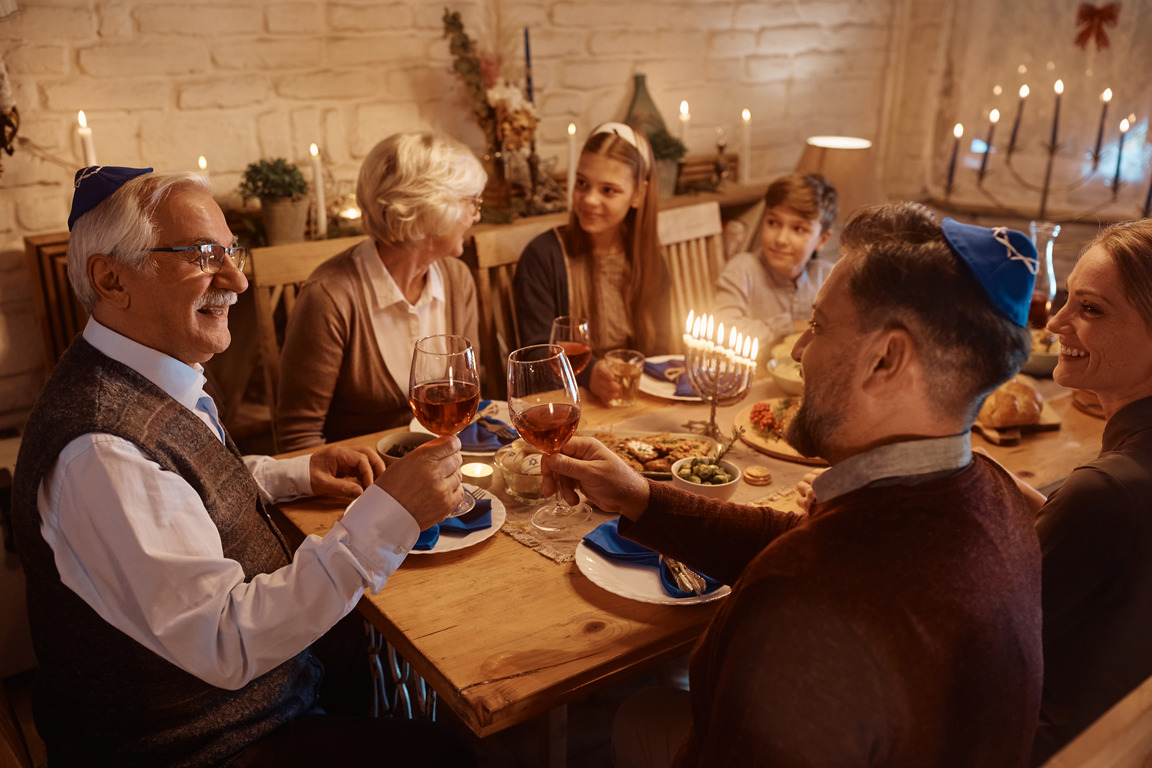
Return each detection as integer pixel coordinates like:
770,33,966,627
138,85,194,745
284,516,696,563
461,462,494,488
76,110,96,166
310,143,327,239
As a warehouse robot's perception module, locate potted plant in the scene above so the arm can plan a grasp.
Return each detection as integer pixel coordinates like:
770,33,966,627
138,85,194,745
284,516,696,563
238,157,310,246
647,128,686,198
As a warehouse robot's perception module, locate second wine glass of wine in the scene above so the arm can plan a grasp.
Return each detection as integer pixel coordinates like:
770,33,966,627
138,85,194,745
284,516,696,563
409,334,480,517
549,315,592,375
507,344,591,531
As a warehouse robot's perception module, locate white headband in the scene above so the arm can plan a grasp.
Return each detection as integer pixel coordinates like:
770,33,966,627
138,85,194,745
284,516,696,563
590,122,652,171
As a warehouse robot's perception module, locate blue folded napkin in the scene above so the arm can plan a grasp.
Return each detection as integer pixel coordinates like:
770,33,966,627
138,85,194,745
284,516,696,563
458,400,519,451
642,359,697,398
582,519,721,598
414,499,493,551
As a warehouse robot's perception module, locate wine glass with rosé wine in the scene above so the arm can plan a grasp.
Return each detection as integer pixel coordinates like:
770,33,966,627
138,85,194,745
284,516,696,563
507,344,591,532
409,334,481,517
548,315,592,375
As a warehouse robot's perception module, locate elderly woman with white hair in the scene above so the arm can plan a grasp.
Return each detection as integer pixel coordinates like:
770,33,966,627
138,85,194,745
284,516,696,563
276,131,485,451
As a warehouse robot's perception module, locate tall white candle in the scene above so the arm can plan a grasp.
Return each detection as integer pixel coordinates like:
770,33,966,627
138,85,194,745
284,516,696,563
567,122,577,204
198,155,209,177
309,143,327,239
76,110,96,166
740,108,751,184
679,100,690,143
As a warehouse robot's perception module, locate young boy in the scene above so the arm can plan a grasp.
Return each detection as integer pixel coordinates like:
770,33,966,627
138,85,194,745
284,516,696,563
713,172,838,357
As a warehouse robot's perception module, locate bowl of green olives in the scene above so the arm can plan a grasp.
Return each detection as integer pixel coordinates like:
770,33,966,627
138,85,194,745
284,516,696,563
670,456,742,501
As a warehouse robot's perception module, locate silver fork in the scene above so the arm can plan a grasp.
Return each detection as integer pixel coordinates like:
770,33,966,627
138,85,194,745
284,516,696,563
477,417,517,440
659,555,706,595
466,486,488,501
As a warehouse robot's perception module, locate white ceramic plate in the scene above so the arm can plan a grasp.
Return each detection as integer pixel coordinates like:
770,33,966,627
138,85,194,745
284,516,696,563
637,354,700,402
410,485,506,555
410,400,512,456
574,540,731,606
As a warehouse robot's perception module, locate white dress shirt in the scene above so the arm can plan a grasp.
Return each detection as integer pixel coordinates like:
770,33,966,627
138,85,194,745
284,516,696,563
353,239,447,390
37,318,420,690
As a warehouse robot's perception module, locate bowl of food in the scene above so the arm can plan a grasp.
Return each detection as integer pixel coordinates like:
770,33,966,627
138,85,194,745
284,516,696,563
671,457,742,501
1021,328,1059,376
768,356,804,396
376,431,435,466
770,331,804,360
493,439,545,503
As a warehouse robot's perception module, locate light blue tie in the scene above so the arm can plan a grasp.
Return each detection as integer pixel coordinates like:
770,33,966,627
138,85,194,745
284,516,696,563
196,396,225,443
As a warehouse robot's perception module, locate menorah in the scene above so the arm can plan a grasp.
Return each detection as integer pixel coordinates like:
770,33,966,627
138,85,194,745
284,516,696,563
682,311,757,440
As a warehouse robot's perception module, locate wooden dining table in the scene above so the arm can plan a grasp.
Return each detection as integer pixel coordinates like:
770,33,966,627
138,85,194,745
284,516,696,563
272,371,1106,766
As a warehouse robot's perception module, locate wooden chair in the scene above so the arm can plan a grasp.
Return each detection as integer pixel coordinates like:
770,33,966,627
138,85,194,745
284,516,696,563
657,201,725,352
1042,671,1152,767
248,235,367,452
23,231,84,377
469,212,567,398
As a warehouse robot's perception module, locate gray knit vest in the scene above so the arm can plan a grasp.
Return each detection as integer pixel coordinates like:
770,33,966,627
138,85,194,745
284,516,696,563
12,338,322,767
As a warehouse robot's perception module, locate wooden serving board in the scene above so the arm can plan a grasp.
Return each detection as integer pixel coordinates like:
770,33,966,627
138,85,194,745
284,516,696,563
733,401,828,467
971,400,1061,446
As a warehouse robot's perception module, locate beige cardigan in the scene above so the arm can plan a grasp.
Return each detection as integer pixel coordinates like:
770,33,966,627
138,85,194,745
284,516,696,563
275,243,479,451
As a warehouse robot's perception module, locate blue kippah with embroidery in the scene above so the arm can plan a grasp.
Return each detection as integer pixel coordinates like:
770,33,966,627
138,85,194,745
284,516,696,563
68,165,153,230
941,218,1038,328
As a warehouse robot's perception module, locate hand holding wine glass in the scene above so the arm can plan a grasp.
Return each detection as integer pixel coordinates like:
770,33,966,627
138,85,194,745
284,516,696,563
409,334,480,517
507,344,591,531
549,315,592,375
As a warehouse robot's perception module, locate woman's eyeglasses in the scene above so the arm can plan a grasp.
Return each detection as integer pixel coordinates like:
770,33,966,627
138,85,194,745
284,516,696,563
463,195,483,215
151,244,248,274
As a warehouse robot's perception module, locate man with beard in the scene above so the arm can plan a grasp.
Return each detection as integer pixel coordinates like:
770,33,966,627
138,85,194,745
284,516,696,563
544,202,1042,767
12,167,476,766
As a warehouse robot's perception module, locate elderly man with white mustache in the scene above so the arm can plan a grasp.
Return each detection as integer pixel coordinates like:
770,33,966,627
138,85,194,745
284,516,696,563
11,167,476,767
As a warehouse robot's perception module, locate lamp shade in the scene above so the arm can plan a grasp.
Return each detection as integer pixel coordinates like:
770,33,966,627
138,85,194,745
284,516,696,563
794,136,885,221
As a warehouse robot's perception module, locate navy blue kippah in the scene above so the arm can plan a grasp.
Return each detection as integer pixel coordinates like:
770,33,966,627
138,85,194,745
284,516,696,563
941,218,1038,327
68,165,153,230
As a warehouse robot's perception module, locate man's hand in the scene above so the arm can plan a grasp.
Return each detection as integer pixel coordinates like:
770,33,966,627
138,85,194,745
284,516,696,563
541,436,649,520
309,445,386,498
375,435,464,530
795,467,828,514
588,359,621,405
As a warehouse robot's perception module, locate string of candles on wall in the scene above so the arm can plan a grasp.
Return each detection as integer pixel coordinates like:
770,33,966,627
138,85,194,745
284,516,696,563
946,77,1152,221
682,309,757,439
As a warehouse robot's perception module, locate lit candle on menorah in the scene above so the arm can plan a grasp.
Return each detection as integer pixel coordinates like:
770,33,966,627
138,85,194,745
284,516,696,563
682,310,758,440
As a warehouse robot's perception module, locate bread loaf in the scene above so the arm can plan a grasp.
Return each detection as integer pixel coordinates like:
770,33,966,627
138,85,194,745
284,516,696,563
978,378,1043,428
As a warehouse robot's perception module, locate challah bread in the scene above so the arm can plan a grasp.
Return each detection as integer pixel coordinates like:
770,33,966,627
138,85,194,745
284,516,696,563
978,378,1043,428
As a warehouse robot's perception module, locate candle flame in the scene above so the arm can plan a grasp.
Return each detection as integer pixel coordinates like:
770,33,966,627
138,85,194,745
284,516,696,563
729,326,736,348
198,156,207,171
717,322,724,346
1054,79,1064,95
990,109,1000,124
680,100,689,117
310,143,319,157
568,122,576,136
742,337,751,358
1019,84,1030,99
685,310,694,334
77,110,88,128
735,332,743,355
1128,112,1137,124
706,314,713,342
1017,64,1028,75
750,338,758,361
692,316,701,338
741,108,751,122
953,123,964,138
993,84,1003,96
1121,118,1131,133
1103,88,1113,102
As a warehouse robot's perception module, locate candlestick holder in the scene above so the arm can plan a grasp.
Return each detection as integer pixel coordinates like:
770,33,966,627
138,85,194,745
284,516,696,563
683,336,755,441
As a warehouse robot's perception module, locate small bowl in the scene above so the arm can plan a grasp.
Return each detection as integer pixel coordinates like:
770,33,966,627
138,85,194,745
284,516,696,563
768,356,804,396
376,431,435,466
1021,329,1058,376
670,457,742,501
493,439,545,503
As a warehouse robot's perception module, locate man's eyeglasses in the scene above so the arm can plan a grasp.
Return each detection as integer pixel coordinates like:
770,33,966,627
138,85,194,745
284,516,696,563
151,244,248,274
463,195,483,215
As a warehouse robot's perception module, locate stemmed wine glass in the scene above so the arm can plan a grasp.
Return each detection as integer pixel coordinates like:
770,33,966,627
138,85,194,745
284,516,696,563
549,315,592,375
507,344,591,531
409,334,480,517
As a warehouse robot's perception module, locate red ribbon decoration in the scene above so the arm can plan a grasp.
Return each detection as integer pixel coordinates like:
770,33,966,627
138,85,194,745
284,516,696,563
1075,3,1120,51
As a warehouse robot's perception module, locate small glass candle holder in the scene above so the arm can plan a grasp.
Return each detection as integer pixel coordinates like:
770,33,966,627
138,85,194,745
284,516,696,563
460,462,494,489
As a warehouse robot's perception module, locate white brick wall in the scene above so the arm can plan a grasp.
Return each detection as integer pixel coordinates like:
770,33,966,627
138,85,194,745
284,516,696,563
0,0,941,429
